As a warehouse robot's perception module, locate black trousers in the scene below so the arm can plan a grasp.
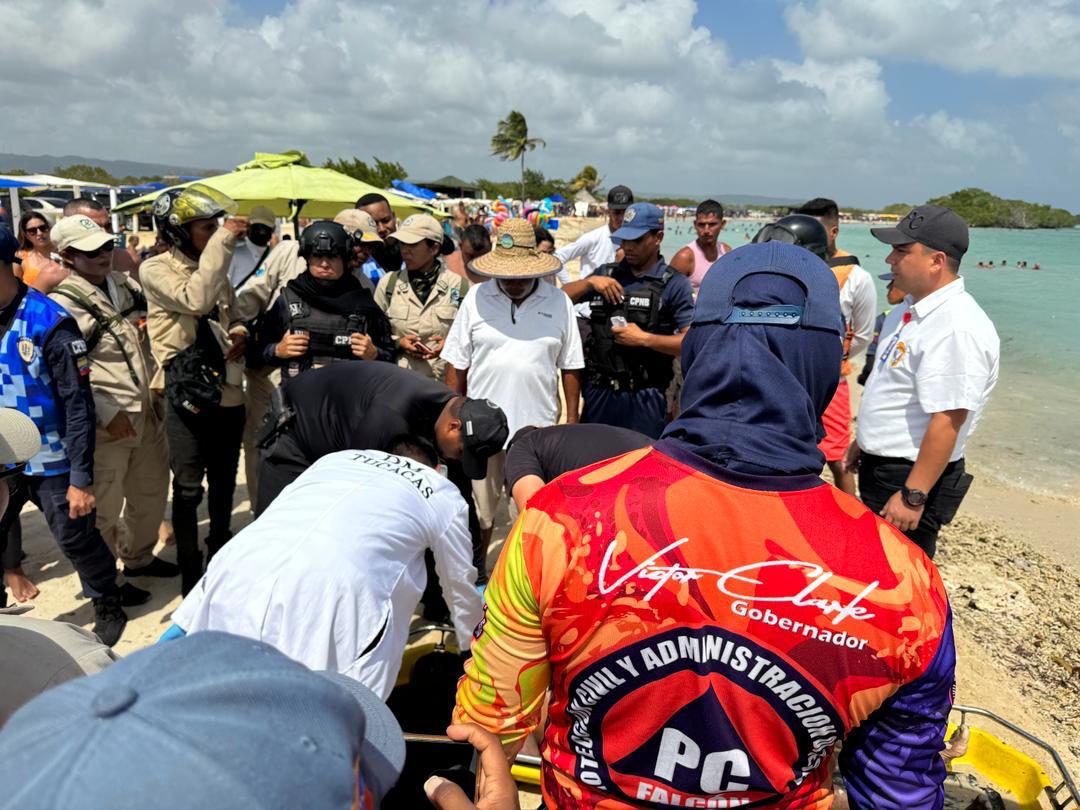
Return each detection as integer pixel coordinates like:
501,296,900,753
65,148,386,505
857,453,974,559
0,472,118,600
164,402,244,572
253,429,310,517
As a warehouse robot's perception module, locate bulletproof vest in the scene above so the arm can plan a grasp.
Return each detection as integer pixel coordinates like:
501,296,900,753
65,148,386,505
280,287,370,377
0,290,71,475
586,263,678,391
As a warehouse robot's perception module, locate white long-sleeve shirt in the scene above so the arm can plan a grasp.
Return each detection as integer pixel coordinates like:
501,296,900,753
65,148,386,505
173,450,484,699
840,264,877,360
555,222,618,317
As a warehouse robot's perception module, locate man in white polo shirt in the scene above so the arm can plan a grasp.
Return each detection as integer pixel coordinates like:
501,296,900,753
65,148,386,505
442,219,583,557
844,205,999,558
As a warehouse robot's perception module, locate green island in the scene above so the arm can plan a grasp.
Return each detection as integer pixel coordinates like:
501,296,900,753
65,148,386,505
882,188,1079,229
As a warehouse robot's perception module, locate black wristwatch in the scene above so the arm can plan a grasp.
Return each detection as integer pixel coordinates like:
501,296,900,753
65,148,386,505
901,486,928,508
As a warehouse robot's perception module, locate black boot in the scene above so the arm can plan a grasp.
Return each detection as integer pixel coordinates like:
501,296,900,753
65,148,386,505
205,530,233,562
92,593,128,647
119,582,152,606
179,554,203,597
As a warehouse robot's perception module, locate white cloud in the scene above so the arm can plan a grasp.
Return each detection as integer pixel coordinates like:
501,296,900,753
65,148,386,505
0,0,1065,207
785,0,1080,80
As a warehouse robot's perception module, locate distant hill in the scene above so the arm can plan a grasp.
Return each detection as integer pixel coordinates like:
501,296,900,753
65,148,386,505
0,152,220,179
639,191,805,208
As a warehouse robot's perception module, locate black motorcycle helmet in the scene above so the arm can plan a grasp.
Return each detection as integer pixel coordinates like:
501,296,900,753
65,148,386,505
152,184,237,253
299,220,352,262
751,214,829,260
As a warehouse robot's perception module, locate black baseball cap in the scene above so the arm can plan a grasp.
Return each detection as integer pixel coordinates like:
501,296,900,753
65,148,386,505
871,205,968,262
459,398,509,479
607,185,634,211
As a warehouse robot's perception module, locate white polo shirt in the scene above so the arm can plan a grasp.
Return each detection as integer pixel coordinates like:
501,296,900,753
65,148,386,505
555,223,618,317
173,450,483,699
856,278,999,462
441,280,584,442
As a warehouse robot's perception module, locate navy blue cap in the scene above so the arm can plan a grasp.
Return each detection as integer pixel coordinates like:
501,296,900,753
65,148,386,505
692,241,842,335
611,202,664,242
0,631,405,808
0,226,19,264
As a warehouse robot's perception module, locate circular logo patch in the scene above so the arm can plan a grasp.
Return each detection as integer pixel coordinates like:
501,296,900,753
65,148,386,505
498,234,515,249
624,207,637,223
17,337,35,363
152,194,172,218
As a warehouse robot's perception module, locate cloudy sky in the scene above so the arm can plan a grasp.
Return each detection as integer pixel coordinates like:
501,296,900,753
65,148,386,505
2,0,1078,208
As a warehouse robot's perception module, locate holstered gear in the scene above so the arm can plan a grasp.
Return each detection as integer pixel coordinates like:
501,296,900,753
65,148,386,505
585,263,678,392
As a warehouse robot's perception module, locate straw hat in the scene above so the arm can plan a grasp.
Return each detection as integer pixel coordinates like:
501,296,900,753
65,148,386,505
470,219,562,279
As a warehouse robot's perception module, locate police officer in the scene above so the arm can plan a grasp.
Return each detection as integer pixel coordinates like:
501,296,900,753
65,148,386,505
375,213,469,382
561,202,695,438
141,185,249,595
256,221,393,379
48,215,175,580
0,225,144,645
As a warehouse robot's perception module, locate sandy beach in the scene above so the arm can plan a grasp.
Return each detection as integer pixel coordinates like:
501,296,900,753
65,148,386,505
7,217,1078,797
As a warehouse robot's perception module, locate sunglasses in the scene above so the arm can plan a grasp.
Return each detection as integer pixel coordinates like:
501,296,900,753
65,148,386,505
25,226,49,235
79,243,115,259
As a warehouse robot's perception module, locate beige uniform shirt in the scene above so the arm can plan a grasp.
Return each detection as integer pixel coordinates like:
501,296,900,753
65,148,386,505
139,227,246,408
48,271,157,427
375,262,468,381
233,239,305,323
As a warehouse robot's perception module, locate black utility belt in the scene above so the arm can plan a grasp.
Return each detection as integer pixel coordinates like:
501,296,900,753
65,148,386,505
861,453,966,471
588,375,657,393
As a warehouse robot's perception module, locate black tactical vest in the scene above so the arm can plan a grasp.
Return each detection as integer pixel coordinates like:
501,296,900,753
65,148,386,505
280,288,371,378
586,263,678,391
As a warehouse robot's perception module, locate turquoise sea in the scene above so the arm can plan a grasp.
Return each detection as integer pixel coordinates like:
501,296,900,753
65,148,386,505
661,219,1080,499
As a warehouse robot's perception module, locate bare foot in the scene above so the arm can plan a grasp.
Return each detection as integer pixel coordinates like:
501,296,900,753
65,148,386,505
159,520,175,546
4,568,39,602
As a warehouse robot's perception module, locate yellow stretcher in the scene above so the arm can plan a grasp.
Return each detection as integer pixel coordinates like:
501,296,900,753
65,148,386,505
395,626,1080,809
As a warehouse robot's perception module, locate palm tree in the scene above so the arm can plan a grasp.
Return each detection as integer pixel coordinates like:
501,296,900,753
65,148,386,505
570,165,603,195
490,111,546,202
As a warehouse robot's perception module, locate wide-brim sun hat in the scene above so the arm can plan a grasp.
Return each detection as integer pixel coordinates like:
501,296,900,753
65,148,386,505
0,408,40,465
470,218,562,279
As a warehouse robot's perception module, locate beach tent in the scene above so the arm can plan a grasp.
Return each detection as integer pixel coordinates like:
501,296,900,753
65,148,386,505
391,179,438,200
113,151,439,227
0,173,109,223
573,188,598,217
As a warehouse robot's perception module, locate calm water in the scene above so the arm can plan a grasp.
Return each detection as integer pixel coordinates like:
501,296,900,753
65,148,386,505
661,219,1080,499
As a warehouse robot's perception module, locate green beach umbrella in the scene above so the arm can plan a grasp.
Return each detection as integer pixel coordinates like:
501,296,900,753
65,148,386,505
113,150,438,224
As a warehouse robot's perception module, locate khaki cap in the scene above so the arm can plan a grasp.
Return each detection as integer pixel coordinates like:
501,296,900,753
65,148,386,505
248,205,276,229
50,216,114,254
388,213,443,245
333,208,383,243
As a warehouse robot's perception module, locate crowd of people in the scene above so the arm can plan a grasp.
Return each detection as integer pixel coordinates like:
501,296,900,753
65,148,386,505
0,182,1001,808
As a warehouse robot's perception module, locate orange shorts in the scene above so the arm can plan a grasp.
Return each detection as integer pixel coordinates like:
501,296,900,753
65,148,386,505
818,378,851,462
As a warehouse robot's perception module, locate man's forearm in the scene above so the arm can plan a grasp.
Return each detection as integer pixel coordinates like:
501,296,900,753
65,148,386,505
644,330,686,357
907,410,968,492
446,365,467,395
561,279,592,303
561,369,581,423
